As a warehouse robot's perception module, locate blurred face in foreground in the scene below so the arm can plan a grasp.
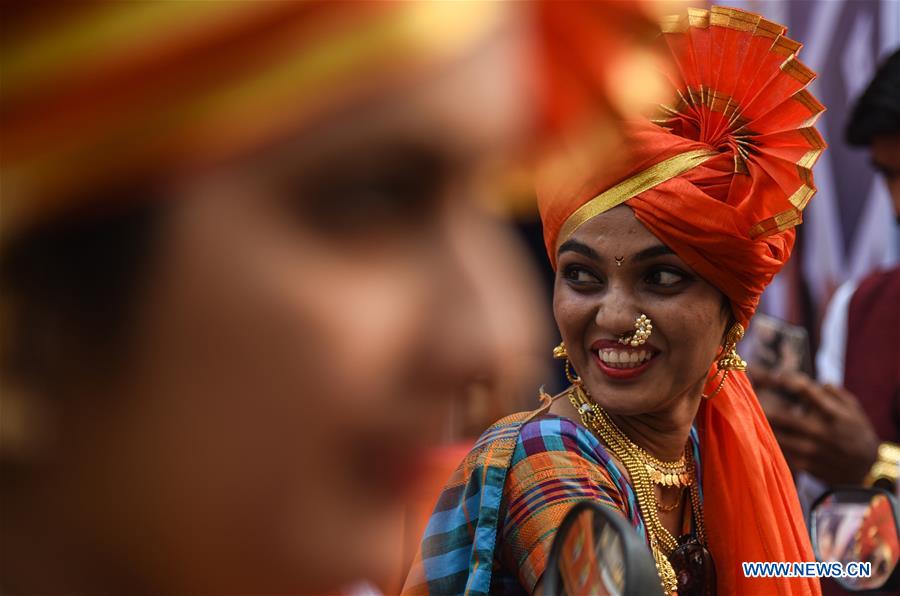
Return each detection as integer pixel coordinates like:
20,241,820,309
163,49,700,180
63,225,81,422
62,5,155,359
0,15,532,595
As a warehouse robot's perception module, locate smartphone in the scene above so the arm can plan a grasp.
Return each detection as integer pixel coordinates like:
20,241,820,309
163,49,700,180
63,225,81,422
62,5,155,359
742,313,814,377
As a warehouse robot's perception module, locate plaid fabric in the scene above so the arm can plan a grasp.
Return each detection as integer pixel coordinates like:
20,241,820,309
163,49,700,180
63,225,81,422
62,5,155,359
403,409,703,595
500,415,642,592
403,411,531,596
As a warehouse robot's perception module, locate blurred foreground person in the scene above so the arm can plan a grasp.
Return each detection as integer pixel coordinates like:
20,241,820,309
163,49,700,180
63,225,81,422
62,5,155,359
0,3,544,593
405,6,824,595
757,49,900,494
0,0,676,592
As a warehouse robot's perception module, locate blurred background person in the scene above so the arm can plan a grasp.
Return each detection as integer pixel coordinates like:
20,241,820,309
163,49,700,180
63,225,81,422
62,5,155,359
714,0,899,516
753,46,899,596
716,0,898,344
756,49,900,492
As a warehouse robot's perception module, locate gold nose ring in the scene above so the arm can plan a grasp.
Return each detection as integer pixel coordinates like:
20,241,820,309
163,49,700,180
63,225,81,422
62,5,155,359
619,314,652,347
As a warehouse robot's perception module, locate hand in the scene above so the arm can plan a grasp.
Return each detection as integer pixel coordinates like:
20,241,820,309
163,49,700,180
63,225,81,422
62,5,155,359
754,369,880,485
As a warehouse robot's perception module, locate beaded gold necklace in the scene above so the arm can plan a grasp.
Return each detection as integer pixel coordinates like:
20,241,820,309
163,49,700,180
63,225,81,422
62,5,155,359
568,384,706,596
641,449,691,488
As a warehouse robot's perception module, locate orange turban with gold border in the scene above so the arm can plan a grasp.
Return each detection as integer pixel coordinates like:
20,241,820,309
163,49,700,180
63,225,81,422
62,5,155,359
538,6,825,595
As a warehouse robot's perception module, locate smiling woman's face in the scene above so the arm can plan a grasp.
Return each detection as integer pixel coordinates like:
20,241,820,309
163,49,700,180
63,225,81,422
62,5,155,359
553,205,730,416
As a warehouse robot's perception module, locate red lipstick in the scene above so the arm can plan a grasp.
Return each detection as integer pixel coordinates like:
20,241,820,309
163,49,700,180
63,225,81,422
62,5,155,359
590,339,660,381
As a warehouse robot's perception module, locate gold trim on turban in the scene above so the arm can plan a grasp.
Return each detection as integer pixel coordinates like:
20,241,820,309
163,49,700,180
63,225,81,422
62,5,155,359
555,148,718,248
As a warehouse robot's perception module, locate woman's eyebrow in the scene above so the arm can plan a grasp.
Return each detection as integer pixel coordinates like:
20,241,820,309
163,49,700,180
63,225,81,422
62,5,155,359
632,244,675,262
558,239,601,261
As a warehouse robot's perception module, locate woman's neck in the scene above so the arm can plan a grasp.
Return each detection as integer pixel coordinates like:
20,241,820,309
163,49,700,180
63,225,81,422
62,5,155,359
608,383,703,462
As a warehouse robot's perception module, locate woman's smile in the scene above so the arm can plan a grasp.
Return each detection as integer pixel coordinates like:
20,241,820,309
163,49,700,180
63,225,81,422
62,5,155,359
590,338,661,380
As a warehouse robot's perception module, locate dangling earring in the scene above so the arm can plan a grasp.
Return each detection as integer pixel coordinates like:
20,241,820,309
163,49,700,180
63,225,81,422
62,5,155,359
702,322,747,399
553,341,582,385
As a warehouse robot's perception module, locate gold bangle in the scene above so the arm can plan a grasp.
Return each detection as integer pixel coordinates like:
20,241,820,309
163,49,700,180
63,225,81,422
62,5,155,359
863,442,900,487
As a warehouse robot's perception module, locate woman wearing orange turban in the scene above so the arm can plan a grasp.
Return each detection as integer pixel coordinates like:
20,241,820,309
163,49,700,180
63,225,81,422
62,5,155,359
406,6,825,595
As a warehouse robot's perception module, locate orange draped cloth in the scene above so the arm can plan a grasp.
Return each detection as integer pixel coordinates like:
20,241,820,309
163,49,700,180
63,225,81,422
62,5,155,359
538,6,825,595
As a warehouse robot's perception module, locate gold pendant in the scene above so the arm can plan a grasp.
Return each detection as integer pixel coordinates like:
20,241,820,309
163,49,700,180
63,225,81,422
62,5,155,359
646,465,692,488
652,542,679,595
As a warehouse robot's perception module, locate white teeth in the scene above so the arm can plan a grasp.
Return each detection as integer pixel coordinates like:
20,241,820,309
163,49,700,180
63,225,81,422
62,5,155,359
598,349,654,369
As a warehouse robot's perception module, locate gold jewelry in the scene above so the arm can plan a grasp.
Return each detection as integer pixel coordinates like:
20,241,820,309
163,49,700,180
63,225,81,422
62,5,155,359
630,439,692,488
552,341,581,385
717,322,747,372
701,369,730,400
702,322,747,400
564,361,581,385
619,313,652,347
864,442,900,488
644,457,692,488
656,487,685,512
552,342,567,360
568,385,705,595
615,255,625,267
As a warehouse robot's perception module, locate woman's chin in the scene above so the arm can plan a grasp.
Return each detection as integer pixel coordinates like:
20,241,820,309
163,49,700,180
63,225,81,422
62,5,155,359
581,376,663,416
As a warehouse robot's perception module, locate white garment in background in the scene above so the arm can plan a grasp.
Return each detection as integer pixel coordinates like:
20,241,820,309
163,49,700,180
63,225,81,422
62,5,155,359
797,278,860,513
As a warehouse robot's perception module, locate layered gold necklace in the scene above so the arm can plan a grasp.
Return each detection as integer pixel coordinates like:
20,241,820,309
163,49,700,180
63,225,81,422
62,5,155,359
569,384,706,596
641,447,691,488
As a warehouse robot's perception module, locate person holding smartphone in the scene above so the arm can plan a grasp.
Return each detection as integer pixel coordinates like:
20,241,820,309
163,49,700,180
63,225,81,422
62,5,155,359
756,50,900,496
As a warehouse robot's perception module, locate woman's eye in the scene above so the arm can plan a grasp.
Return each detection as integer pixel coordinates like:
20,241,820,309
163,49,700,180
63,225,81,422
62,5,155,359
283,142,448,238
646,268,686,287
563,266,600,284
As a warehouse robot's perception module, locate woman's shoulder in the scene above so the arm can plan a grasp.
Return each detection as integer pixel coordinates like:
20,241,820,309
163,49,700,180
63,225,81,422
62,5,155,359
511,413,614,469
504,413,634,518
498,415,639,593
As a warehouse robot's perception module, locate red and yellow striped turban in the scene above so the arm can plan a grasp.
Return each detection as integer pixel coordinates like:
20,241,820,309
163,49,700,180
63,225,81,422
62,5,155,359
0,1,507,244
538,6,825,595
1,0,672,248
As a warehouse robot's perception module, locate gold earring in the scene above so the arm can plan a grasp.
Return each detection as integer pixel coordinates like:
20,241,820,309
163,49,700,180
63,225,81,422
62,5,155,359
552,342,567,360
717,323,747,372
702,323,747,399
619,314,652,347
553,341,582,385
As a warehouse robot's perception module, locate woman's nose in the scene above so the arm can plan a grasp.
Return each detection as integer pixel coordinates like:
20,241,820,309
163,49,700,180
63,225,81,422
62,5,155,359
593,284,642,338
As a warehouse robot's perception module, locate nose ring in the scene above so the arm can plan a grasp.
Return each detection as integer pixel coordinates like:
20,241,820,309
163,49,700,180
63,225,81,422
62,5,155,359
619,314,652,347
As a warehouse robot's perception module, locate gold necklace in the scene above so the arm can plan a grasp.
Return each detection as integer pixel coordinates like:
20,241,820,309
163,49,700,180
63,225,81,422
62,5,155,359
572,395,691,487
569,384,706,596
656,486,685,512
644,457,692,488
